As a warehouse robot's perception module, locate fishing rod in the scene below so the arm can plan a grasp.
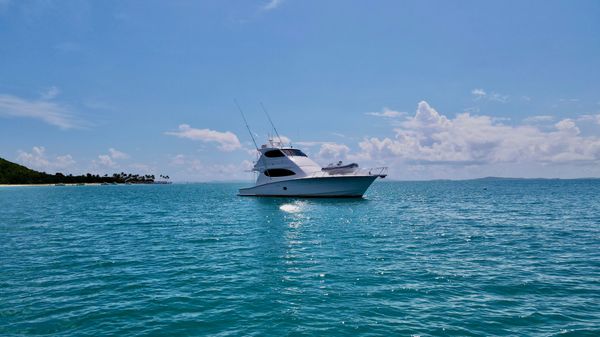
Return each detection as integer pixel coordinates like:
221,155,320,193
234,99,259,150
260,102,283,146
234,100,271,181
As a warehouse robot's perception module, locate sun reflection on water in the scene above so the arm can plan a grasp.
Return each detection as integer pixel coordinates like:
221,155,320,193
279,202,304,214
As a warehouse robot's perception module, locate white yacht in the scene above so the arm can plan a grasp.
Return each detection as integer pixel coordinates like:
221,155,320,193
239,139,387,197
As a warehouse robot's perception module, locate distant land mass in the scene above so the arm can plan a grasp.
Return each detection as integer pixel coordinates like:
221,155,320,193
0,157,166,185
386,176,600,182
447,176,599,181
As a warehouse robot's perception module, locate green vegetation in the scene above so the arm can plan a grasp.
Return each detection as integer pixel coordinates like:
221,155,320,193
0,157,158,184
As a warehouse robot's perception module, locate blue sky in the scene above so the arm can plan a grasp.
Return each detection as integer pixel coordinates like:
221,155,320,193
1,0,599,180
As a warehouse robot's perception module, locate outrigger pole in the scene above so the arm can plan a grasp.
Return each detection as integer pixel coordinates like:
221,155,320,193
260,102,283,146
234,99,259,150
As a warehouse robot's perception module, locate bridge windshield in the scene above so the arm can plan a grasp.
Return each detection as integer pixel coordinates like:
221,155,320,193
264,150,285,158
281,149,307,157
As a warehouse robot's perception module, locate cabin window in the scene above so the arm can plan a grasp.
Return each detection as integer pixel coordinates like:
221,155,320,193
264,169,296,177
264,150,285,158
281,149,307,157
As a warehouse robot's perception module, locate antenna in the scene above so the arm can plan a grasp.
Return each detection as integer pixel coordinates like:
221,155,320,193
260,102,283,146
235,99,259,150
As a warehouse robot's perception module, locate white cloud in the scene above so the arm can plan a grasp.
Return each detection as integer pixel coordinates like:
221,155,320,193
577,114,600,125
295,141,327,147
96,154,116,168
489,93,509,103
471,88,509,103
165,124,241,151
366,107,406,118
403,100,450,129
0,93,81,129
108,148,129,159
524,115,555,123
16,146,75,172
554,118,579,133
269,134,291,145
40,86,60,100
262,0,283,11
355,101,600,165
128,163,153,174
317,143,351,162
169,154,252,181
471,88,486,98
170,154,187,166
92,148,129,170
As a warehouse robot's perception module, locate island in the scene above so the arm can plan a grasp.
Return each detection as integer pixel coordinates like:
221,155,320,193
0,157,170,185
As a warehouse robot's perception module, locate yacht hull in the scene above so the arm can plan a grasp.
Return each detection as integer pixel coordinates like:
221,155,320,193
238,175,378,197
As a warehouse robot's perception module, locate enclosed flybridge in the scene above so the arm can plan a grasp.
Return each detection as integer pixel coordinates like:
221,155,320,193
238,139,387,198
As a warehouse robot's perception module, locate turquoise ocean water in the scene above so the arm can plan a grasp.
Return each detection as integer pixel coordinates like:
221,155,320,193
1,180,599,336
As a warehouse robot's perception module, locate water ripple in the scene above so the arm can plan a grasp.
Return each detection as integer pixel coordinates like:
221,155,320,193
1,181,599,336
